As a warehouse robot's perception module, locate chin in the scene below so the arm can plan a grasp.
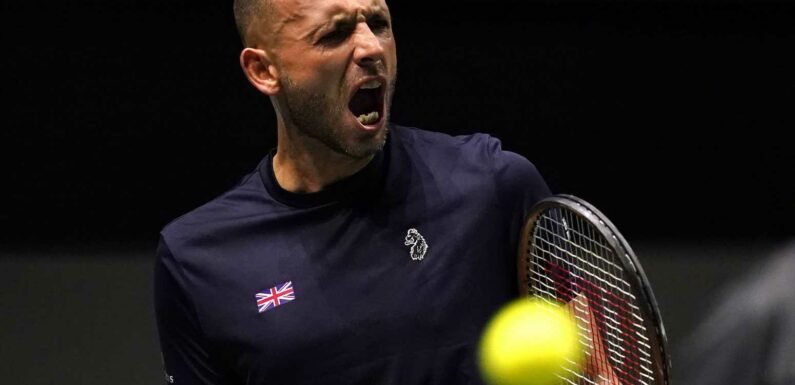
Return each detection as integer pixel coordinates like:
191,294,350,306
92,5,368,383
340,126,389,159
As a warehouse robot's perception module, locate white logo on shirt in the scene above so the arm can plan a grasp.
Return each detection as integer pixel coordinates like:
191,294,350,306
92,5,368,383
404,228,428,261
161,352,174,383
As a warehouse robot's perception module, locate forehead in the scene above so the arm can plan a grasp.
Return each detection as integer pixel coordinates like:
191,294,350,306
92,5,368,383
281,0,390,23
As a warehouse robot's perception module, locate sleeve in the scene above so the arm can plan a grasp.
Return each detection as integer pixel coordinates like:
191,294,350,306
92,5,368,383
493,148,551,216
153,237,237,385
485,136,552,269
487,136,552,228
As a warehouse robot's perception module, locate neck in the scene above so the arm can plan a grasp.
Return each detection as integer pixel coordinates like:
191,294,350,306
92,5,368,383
272,126,374,194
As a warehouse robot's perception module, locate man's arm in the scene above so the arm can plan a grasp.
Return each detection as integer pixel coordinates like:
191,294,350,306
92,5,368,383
153,238,236,385
567,294,623,385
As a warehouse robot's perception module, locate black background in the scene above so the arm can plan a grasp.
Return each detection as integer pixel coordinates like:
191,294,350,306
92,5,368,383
3,0,794,247
2,1,794,383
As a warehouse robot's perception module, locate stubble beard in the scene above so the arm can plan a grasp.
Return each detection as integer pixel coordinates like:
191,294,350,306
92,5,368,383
281,76,395,160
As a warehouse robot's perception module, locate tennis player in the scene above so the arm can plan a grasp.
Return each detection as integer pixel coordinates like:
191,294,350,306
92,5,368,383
677,240,795,385
153,0,551,383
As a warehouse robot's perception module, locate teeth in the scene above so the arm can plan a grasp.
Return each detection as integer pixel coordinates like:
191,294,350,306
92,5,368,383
357,111,380,125
360,80,382,90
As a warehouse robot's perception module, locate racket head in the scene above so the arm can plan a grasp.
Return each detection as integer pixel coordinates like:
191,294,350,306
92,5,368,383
518,194,671,385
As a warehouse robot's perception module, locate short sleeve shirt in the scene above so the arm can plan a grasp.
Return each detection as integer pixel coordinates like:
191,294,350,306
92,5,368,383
154,124,551,385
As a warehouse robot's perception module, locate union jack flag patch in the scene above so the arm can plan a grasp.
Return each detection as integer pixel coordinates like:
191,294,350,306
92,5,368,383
255,281,295,313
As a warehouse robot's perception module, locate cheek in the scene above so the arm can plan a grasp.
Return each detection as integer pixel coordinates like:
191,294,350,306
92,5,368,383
283,55,347,91
383,40,398,70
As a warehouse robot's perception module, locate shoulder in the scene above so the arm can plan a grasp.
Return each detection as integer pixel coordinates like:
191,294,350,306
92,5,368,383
158,165,279,251
391,124,549,196
389,124,515,170
391,124,496,155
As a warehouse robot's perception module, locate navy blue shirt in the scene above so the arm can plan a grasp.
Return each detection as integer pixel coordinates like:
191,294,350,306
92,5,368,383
154,125,551,384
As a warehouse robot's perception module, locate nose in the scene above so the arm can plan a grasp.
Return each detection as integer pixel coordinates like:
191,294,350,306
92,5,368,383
352,23,385,68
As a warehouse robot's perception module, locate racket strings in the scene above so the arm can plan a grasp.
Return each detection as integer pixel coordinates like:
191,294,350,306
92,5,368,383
526,208,655,385
529,257,651,384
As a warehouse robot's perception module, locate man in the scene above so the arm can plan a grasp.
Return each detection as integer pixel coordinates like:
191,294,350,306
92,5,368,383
153,0,550,383
676,240,795,385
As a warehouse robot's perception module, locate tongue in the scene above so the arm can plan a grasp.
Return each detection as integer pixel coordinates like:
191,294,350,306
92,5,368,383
349,88,378,116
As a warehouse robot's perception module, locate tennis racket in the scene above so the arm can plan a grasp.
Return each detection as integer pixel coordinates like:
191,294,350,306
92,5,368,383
518,194,671,385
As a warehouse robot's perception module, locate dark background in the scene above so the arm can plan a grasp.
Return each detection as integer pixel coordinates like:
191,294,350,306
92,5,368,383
3,0,793,246
2,0,794,383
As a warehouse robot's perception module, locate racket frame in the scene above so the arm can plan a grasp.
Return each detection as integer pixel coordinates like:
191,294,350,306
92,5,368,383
518,194,672,385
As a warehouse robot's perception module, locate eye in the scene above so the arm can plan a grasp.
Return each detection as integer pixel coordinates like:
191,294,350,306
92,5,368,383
368,16,390,33
319,24,353,46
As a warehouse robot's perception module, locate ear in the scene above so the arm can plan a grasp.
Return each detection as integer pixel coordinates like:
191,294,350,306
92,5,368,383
240,48,280,96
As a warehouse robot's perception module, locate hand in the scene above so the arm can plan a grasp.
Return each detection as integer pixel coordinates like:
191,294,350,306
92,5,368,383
566,293,623,385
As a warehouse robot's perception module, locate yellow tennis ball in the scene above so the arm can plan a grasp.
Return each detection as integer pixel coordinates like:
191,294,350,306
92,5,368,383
478,298,584,385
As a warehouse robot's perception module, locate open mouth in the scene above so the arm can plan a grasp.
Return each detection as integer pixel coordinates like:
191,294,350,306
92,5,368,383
348,79,385,126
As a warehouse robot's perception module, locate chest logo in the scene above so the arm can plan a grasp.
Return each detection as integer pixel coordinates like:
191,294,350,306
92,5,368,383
255,281,295,313
404,228,429,261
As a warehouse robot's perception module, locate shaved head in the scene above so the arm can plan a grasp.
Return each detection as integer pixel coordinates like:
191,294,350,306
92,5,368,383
236,0,398,164
233,0,278,46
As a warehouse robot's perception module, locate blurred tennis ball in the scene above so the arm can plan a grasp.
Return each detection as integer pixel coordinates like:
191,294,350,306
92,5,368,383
478,298,584,385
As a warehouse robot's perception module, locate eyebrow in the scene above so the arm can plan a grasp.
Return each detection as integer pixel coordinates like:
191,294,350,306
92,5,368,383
328,15,356,31
311,5,389,36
